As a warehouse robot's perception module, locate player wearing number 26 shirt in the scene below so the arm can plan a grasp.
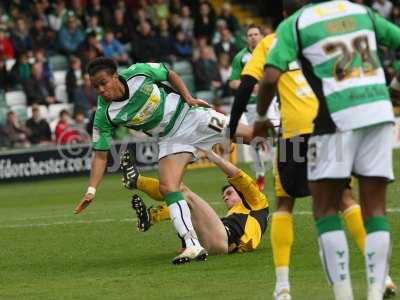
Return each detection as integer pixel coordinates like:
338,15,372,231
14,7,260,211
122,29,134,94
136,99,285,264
255,1,400,299
73,57,253,265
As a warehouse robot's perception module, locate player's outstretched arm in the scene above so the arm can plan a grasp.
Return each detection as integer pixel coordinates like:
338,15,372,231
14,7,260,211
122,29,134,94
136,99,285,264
167,70,211,108
203,149,240,178
74,151,108,214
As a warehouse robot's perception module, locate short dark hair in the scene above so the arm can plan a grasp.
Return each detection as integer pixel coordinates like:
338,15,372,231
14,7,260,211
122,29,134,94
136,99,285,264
221,184,244,201
86,57,118,76
246,24,261,34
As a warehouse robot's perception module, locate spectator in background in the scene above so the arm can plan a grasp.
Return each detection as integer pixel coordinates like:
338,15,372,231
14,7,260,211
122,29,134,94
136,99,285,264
87,0,111,27
131,8,153,28
169,13,182,35
85,14,104,40
66,55,83,103
57,13,84,56
0,56,11,91
70,0,86,27
372,0,393,19
73,73,97,117
0,26,14,59
55,109,75,144
391,4,400,26
101,29,129,65
169,0,182,15
31,0,50,26
180,5,194,39
172,29,193,60
72,110,90,142
194,1,216,43
30,17,56,53
33,48,54,83
9,51,31,86
48,0,68,32
23,61,56,106
156,19,174,62
131,21,159,62
80,45,102,72
10,17,33,55
4,110,31,148
218,2,240,34
213,27,237,61
217,52,232,98
25,104,52,145
111,8,134,51
193,46,221,92
151,0,170,26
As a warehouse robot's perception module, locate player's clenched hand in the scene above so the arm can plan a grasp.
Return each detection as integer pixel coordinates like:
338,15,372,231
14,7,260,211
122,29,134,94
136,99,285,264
74,193,95,214
186,97,212,108
253,120,275,139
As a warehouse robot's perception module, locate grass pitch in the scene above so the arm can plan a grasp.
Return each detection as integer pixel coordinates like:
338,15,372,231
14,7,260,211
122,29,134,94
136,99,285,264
1,151,399,300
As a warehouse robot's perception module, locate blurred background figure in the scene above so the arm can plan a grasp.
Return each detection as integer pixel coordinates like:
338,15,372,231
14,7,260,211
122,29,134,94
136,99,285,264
4,110,31,148
25,104,52,145
23,61,56,106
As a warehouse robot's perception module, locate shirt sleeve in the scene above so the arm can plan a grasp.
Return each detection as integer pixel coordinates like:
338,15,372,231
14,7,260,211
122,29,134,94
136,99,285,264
227,170,268,211
134,63,169,82
229,52,243,81
267,17,299,72
92,102,115,151
369,9,400,49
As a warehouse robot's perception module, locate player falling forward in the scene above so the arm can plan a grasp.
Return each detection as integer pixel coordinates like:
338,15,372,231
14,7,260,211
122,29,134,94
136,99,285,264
73,57,253,264
255,1,399,299
121,149,269,254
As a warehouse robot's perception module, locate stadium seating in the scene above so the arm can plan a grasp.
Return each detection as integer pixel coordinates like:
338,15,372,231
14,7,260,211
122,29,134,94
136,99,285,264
11,104,28,121
5,90,27,107
172,60,193,76
5,59,15,71
53,70,67,86
196,90,215,103
181,74,196,94
55,84,68,103
49,55,69,71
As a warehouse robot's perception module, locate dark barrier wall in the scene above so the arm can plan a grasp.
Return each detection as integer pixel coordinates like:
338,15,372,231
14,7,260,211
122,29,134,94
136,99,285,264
0,141,159,182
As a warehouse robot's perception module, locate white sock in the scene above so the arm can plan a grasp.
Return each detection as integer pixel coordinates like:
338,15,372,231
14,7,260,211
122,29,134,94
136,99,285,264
365,231,390,296
251,144,265,177
168,200,200,247
319,230,353,300
275,266,290,292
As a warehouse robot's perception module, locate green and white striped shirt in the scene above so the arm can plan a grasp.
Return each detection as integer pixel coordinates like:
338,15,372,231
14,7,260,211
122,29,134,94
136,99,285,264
92,63,188,150
267,0,400,134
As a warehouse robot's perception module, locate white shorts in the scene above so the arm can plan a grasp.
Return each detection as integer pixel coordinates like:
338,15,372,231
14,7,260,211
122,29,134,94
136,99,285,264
244,98,281,127
158,107,227,160
307,123,394,181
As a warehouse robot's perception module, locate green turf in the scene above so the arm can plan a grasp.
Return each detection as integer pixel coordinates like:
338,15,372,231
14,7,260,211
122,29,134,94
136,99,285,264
0,151,399,300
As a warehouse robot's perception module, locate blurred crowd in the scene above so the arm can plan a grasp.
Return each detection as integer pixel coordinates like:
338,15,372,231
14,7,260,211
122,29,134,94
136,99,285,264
0,0,399,150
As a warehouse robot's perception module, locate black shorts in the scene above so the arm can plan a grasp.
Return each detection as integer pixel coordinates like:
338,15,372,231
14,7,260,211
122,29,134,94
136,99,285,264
275,134,310,198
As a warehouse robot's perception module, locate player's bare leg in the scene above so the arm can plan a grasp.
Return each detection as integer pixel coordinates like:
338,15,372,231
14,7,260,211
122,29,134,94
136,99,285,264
180,184,229,254
271,196,295,300
358,178,391,300
159,152,208,264
310,180,354,300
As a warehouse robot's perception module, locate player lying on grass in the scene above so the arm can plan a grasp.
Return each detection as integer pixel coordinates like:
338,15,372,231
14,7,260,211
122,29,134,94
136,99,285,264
120,149,269,254
73,57,254,264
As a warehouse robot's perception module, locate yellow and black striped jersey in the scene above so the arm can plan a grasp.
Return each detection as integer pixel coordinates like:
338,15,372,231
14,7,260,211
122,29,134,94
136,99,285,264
221,170,269,252
242,33,319,139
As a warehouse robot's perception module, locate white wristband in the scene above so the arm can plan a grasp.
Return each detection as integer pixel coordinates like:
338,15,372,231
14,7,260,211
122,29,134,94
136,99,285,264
86,186,96,195
255,113,268,122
